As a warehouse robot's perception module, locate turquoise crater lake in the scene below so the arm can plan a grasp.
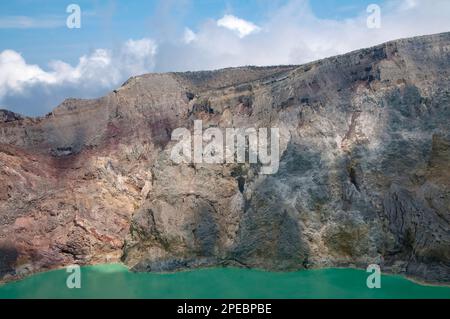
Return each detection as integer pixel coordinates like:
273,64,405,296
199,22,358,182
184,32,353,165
0,264,449,299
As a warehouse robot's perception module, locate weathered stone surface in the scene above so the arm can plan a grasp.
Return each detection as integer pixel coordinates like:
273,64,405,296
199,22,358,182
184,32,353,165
1,32,449,284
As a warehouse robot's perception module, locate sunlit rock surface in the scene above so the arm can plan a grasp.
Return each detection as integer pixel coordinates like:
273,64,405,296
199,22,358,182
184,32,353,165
1,32,449,284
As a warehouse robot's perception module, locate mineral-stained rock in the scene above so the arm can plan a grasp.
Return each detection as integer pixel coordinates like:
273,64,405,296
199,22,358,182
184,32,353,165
1,32,450,284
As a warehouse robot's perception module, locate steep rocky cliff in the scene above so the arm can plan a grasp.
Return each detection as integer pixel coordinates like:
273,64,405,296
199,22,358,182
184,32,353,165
1,32,449,284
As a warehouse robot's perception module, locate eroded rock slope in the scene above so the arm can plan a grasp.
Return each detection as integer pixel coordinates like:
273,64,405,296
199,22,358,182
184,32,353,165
1,32,449,283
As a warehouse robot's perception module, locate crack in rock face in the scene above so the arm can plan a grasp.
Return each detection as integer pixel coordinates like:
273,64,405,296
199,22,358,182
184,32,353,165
1,33,450,284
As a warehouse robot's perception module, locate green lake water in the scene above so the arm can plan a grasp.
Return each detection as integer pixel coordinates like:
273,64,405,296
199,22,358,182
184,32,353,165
0,264,449,299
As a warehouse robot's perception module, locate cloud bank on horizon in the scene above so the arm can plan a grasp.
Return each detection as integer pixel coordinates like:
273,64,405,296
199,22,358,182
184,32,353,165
1,0,450,116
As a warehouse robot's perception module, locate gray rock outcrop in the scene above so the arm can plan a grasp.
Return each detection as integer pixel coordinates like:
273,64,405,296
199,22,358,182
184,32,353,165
0,32,449,284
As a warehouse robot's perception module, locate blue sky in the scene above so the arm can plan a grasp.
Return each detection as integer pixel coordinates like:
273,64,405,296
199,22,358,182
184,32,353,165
0,0,379,66
1,0,449,115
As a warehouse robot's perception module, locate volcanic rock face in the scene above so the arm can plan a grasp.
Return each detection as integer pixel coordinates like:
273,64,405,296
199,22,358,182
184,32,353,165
1,32,450,284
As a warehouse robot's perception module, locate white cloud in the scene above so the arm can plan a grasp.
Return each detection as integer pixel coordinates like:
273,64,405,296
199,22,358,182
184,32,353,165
0,15,65,29
217,14,261,38
183,27,197,44
0,38,157,96
121,38,158,75
0,39,157,115
399,0,419,11
0,50,56,97
153,0,450,71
